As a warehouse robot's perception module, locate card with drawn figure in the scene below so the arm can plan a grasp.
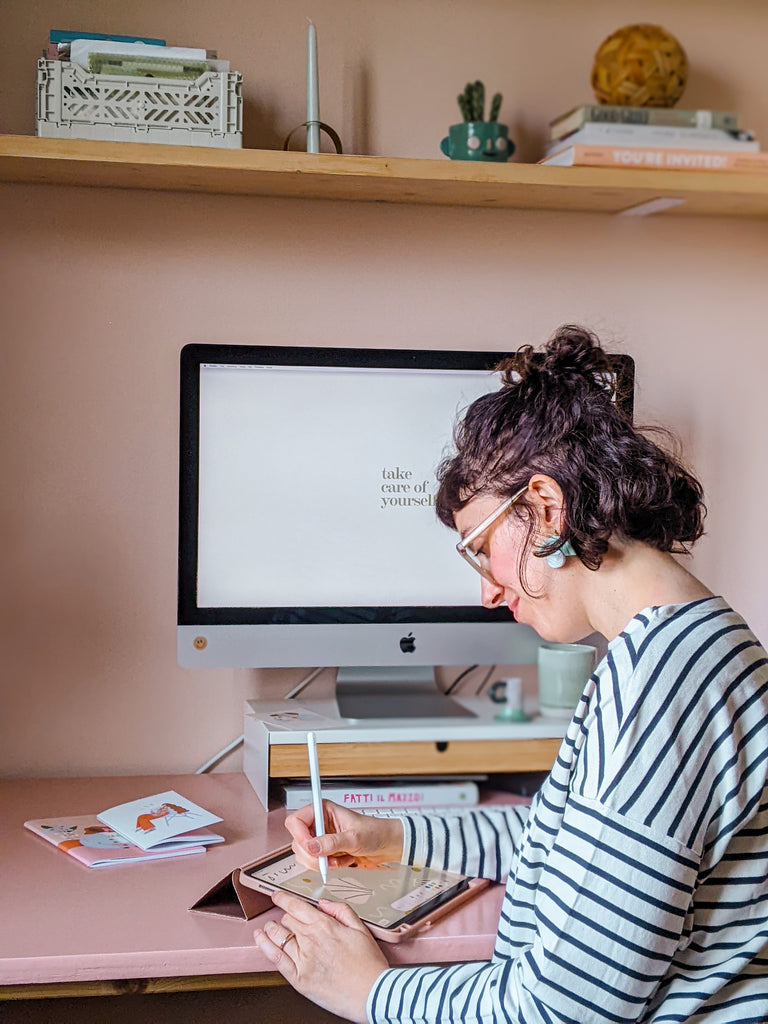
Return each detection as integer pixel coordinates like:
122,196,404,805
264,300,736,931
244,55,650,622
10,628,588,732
242,850,470,930
23,814,210,867
96,790,224,851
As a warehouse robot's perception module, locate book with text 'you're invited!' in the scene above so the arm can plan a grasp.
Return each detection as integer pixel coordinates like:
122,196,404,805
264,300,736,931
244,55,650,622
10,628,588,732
540,145,768,173
544,122,759,158
24,790,224,868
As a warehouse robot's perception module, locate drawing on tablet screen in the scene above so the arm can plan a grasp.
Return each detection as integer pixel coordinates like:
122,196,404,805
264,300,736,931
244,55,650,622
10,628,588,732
322,875,374,904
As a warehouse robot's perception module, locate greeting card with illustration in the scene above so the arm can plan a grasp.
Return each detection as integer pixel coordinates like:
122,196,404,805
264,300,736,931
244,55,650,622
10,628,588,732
96,790,223,850
25,790,224,867
23,815,214,868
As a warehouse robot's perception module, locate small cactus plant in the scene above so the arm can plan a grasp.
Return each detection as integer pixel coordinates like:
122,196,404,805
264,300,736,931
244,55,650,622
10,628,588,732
457,81,503,123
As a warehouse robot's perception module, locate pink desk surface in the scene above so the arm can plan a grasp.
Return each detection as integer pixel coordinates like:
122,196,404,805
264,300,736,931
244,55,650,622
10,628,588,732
0,773,505,990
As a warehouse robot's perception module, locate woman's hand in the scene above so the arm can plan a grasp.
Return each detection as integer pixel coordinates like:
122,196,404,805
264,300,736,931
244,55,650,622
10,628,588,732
285,800,405,870
254,890,389,1022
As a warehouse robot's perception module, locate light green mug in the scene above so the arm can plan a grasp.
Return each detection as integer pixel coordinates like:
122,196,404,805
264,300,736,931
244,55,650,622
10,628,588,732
537,642,597,718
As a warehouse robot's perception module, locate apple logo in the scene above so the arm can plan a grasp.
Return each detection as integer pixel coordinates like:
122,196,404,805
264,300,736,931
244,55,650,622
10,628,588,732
399,632,416,654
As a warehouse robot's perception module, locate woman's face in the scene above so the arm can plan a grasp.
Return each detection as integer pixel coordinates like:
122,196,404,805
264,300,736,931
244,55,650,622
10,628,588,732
454,493,590,643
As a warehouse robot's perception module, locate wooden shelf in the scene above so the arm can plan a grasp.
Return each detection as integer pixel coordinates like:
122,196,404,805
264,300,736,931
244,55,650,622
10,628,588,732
269,738,562,777
2,134,768,217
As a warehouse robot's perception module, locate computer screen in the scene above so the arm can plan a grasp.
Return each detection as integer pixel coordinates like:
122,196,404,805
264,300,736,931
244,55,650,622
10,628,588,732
177,344,633,718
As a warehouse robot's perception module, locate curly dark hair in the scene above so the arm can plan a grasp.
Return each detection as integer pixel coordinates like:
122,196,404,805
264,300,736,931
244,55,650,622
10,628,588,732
435,324,706,593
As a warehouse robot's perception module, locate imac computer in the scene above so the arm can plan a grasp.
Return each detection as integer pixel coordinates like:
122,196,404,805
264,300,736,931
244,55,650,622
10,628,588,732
177,344,634,720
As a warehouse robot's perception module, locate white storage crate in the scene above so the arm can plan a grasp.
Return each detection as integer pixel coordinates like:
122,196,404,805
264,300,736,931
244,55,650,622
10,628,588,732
36,58,242,148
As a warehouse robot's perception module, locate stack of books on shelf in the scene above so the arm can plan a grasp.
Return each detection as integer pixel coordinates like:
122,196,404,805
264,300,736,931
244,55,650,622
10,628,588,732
540,104,767,173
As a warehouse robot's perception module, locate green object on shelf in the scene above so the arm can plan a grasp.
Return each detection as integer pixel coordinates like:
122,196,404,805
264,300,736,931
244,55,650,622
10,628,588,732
440,121,515,162
88,52,211,80
473,80,485,121
494,705,530,723
458,81,503,123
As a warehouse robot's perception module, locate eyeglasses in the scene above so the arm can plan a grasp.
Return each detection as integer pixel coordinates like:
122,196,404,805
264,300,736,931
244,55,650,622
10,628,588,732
456,486,527,584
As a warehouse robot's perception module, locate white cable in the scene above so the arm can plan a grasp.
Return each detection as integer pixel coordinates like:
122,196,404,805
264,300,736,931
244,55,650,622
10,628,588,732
194,667,327,773
195,734,244,774
283,666,326,700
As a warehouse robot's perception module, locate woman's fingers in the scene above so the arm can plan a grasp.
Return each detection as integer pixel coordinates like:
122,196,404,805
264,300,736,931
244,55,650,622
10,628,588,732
316,897,370,933
285,800,405,869
253,889,389,1022
254,919,300,984
270,888,324,921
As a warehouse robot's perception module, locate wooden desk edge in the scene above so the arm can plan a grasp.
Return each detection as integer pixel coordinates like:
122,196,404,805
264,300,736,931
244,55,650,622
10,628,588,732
1,972,287,1000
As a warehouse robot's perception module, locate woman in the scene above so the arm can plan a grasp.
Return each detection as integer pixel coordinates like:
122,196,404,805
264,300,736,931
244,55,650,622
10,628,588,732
254,326,768,1023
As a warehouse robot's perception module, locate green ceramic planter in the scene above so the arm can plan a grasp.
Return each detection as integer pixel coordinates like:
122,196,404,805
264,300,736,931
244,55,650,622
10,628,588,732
440,121,515,161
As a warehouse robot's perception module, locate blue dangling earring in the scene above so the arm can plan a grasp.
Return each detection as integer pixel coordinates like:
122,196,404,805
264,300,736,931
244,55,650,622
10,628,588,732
538,535,576,569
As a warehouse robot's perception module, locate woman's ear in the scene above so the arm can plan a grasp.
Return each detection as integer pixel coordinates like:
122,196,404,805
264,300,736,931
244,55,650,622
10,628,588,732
526,474,566,534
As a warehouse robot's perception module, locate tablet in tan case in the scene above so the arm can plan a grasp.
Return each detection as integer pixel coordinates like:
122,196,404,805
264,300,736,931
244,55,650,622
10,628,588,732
191,844,488,943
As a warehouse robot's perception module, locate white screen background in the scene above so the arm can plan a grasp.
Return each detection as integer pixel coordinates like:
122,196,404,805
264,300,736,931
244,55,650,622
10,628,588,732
197,363,500,608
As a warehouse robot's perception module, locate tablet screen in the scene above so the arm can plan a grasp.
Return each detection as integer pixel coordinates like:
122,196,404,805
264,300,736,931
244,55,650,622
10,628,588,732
244,850,469,930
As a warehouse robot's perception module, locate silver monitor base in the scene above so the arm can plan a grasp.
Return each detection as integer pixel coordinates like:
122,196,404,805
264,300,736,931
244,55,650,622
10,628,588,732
336,666,476,721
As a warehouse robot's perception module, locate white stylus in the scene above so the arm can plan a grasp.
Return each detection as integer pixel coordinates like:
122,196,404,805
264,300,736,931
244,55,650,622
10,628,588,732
306,731,328,883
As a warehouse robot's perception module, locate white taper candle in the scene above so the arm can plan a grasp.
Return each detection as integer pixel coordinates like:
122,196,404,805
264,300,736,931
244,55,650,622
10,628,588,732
306,21,320,153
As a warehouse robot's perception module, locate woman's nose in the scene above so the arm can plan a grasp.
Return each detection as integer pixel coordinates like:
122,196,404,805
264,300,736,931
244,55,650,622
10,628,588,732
480,576,505,609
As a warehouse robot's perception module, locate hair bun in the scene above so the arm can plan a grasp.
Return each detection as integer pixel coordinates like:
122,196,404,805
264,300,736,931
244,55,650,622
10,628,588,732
542,324,612,378
501,324,615,404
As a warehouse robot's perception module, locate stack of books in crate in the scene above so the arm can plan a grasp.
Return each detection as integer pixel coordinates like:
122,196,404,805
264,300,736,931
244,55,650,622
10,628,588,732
37,29,242,148
539,104,767,173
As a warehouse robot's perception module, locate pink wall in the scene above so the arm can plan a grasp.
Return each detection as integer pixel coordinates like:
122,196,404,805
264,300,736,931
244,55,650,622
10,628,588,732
2,0,767,777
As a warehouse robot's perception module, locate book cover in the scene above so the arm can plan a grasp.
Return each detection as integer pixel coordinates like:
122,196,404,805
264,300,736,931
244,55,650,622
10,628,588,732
24,815,208,868
68,40,207,74
49,30,166,46
550,104,740,141
540,145,768,172
279,779,479,810
545,123,759,157
96,790,223,850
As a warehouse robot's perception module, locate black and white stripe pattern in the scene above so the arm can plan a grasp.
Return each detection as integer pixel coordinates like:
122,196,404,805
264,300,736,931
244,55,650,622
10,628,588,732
369,598,768,1023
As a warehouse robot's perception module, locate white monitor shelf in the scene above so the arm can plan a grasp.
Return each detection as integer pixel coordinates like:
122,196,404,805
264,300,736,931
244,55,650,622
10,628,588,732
243,697,567,807
2,134,768,217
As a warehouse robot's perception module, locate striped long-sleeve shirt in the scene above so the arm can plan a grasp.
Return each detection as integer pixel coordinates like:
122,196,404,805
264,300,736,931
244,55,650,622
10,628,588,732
368,597,768,1023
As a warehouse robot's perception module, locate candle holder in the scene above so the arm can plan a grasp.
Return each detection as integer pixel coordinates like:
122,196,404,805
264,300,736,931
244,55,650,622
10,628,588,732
283,121,343,154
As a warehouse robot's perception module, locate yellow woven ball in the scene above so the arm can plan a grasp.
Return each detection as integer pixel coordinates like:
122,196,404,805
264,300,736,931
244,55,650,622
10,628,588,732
591,23,688,107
